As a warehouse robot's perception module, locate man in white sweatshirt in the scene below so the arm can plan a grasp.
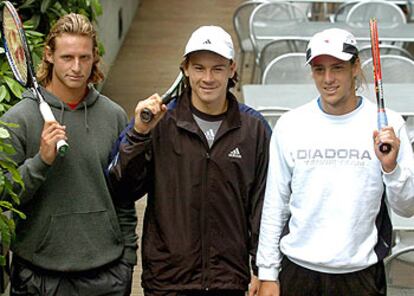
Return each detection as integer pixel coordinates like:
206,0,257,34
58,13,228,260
257,28,414,296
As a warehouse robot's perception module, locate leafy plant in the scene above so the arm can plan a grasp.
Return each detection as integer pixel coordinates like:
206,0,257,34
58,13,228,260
14,0,103,35
0,121,25,266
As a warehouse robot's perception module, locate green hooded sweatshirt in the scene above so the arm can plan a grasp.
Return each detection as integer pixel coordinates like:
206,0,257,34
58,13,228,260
1,86,137,271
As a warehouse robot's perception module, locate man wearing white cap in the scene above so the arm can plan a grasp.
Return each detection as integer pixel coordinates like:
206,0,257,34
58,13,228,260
257,28,414,295
107,25,271,295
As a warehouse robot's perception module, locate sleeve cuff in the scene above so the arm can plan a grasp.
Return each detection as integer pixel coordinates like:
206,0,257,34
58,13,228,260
30,153,51,172
128,128,151,142
258,266,279,281
121,247,138,266
382,163,401,183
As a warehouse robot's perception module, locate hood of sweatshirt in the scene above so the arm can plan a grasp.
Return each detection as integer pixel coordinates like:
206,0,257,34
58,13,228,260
22,85,100,131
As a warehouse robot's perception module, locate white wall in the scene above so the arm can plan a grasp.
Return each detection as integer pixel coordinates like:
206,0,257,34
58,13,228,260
97,0,139,69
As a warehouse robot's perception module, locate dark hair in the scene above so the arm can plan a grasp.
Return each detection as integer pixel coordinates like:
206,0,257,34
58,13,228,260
179,55,239,91
350,54,367,91
37,13,104,86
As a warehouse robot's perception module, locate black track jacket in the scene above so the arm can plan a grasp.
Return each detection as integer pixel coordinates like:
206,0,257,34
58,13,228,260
107,89,271,291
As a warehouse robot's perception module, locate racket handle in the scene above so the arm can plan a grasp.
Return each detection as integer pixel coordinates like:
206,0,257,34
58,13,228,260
39,102,69,156
379,143,391,153
377,111,391,154
39,101,56,122
56,139,69,156
140,108,154,123
139,94,173,123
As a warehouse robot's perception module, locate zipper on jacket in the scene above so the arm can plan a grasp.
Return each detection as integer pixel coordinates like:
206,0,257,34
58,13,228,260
201,151,210,289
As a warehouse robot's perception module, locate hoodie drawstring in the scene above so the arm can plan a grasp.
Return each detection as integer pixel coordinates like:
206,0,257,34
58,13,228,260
83,102,89,132
58,100,89,132
59,100,65,123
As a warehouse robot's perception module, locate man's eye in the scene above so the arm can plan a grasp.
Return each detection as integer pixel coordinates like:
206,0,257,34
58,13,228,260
333,65,344,71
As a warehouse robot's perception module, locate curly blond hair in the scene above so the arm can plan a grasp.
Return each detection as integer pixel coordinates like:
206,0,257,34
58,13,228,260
36,13,104,86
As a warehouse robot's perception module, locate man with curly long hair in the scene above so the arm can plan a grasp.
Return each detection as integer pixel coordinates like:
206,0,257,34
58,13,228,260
1,13,137,295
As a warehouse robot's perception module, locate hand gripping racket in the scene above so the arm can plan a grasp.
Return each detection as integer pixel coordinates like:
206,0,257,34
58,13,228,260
140,72,185,123
1,1,69,156
369,18,391,154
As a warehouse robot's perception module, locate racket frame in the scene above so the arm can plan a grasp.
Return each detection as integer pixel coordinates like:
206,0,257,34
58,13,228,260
1,1,69,156
369,18,391,154
140,72,185,123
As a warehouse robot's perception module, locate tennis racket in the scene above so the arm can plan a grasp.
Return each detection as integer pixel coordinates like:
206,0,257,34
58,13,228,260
1,1,69,156
369,18,391,154
140,72,185,123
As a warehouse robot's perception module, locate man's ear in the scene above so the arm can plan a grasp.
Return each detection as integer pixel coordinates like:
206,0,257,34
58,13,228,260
230,61,237,78
45,46,53,63
352,57,361,78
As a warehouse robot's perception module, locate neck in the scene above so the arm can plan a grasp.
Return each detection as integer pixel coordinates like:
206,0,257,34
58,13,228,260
320,93,360,116
191,94,228,115
46,81,88,104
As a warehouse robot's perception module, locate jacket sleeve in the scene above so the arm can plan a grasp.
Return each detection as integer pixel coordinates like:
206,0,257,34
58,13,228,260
109,114,139,266
256,123,292,281
383,123,414,217
248,124,271,276
107,120,153,203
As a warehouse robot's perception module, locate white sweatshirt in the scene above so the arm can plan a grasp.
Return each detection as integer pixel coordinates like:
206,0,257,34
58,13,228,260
257,97,414,281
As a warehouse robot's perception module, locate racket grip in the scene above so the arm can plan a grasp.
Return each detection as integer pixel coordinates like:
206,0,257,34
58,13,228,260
377,110,388,129
39,102,69,156
140,108,154,123
57,139,69,156
139,94,173,123
377,111,391,154
39,101,56,122
379,143,391,153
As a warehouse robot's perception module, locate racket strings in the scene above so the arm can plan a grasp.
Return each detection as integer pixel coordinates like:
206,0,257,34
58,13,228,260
2,4,28,85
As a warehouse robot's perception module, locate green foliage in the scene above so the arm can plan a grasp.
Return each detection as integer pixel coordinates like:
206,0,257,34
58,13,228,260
0,120,25,265
0,0,103,115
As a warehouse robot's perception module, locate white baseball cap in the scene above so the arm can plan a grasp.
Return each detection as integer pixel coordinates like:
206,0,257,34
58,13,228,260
306,28,358,64
184,25,234,60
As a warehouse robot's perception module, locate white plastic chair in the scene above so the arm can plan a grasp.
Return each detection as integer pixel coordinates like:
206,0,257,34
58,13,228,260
361,55,414,143
249,1,308,83
330,0,360,22
261,53,313,84
358,44,414,63
256,107,290,130
345,0,406,28
259,38,309,81
361,55,414,84
233,0,265,86
346,0,407,48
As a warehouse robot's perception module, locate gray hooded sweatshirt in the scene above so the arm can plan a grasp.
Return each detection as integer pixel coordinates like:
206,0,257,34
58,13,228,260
1,86,137,272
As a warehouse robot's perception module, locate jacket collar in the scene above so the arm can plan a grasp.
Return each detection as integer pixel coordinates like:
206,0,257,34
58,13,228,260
174,88,241,134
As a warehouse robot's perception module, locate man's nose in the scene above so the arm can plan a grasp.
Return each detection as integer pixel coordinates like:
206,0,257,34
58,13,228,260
72,59,81,71
203,70,214,82
324,69,335,83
